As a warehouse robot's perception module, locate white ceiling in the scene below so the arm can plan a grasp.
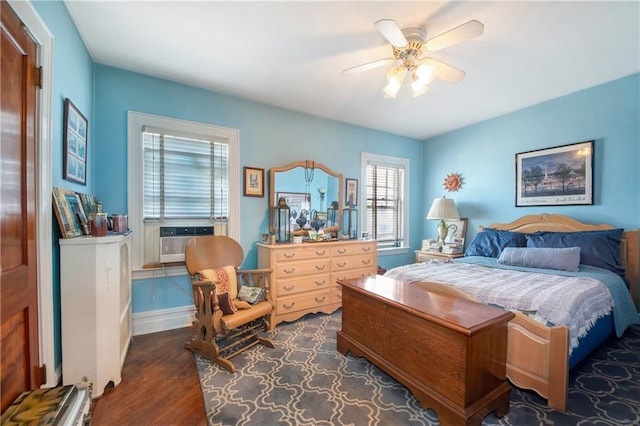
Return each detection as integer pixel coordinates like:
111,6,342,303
64,1,640,140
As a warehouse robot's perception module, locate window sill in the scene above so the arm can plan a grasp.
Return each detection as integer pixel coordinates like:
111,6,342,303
377,246,410,256
133,263,188,280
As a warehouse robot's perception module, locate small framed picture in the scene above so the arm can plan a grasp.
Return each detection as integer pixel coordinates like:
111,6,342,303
63,98,88,185
345,178,358,207
243,166,265,197
443,218,467,245
52,188,89,238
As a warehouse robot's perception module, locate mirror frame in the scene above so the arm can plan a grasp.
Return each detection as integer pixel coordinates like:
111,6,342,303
269,160,343,236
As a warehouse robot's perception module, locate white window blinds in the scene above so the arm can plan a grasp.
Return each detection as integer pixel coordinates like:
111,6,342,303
143,126,229,221
366,163,405,248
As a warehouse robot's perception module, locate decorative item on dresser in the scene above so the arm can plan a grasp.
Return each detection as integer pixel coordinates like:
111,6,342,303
59,232,132,398
257,239,377,329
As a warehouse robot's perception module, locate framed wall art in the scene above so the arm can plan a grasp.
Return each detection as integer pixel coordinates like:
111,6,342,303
63,98,88,185
345,178,358,207
53,188,89,238
243,166,264,197
516,140,593,207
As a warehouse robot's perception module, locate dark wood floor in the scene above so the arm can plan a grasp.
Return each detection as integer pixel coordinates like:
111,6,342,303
91,327,207,425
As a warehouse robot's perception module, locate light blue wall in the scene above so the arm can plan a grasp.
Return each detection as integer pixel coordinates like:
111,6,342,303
32,0,94,369
422,74,639,241
28,0,640,372
92,65,424,313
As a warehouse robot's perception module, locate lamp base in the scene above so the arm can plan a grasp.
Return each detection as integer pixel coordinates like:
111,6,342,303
437,220,449,246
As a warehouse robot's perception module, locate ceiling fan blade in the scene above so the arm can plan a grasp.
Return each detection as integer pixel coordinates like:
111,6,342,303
342,58,394,75
423,58,465,83
375,19,408,48
425,20,484,52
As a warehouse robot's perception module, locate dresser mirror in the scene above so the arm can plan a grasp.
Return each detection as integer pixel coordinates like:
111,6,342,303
270,160,343,237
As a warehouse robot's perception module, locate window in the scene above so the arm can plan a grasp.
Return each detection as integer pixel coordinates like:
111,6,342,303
128,112,239,272
360,152,410,252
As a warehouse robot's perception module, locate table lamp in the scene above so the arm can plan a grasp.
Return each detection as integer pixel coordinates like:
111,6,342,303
426,197,460,246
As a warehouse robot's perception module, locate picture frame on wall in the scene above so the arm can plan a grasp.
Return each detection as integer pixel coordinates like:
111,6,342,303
52,188,89,238
243,166,265,197
345,178,358,207
516,140,593,207
63,98,88,185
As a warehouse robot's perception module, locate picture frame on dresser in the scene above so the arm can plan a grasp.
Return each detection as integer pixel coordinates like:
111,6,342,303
52,188,89,238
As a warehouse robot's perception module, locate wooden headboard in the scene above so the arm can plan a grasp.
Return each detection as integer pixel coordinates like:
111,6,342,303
480,214,639,310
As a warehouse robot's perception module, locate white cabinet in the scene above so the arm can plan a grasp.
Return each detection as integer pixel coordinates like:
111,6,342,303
60,233,132,398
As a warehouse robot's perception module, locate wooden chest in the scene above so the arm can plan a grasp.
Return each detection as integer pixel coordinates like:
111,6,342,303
337,275,514,426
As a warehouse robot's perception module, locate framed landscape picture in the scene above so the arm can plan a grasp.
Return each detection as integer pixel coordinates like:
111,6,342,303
516,140,593,207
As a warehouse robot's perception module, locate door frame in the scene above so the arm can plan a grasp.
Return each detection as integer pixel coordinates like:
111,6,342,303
8,0,56,388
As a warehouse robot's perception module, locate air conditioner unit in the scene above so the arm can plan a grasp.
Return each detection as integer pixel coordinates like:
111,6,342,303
159,226,213,263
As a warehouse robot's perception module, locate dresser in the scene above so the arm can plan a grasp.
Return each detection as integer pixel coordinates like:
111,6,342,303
60,233,132,398
258,239,377,329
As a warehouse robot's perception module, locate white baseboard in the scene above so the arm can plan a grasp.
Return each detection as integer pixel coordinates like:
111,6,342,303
132,306,196,336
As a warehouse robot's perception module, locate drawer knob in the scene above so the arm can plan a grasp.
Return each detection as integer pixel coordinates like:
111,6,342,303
315,264,326,270
362,247,371,252
337,262,346,267
284,268,296,274
315,296,326,303
283,285,295,291
337,249,346,254
315,250,326,255
283,253,295,258
283,302,295,309
315,280,326,286
362,259,371,265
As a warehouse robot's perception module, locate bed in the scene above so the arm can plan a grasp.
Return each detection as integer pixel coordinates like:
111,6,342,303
384,214,639,412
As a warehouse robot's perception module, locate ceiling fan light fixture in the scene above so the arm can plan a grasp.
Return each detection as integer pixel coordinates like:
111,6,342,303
383,65,406,98
415,63,436,84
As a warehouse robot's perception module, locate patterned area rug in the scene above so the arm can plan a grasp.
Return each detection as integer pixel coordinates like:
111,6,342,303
195,311,640,425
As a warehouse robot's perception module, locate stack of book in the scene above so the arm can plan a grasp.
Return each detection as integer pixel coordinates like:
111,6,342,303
421,239,441,252
441,242,464,255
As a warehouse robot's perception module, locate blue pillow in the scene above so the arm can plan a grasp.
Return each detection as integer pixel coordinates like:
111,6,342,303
464,228,527,258
497,247,581,272
525,229,624,276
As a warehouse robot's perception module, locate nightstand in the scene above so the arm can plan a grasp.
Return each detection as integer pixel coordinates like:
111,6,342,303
415,250,464,263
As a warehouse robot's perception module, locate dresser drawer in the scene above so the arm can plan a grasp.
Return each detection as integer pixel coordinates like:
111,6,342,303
277,274,331,296
275,246,330,262
332,253,374,271
276,258,331,278
332,267,375,283
332,243,374,257
330,285,342,305
275,289,331,315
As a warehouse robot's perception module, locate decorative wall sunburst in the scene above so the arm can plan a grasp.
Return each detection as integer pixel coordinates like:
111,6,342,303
443,173,463,192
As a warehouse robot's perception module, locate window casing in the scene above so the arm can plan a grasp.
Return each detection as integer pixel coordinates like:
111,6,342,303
360,152,410,253
128,112,240,272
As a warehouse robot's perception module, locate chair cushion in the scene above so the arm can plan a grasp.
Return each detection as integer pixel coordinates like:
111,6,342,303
198,265,239,299
238,286,265,304
221,300,272,330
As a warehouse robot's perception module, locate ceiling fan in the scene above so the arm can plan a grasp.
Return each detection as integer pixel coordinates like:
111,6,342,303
342,19,484,98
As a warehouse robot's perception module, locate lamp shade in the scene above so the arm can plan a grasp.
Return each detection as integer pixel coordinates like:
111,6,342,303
426,197,460,220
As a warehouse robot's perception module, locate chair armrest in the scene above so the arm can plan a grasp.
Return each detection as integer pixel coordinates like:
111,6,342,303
237,269,272,295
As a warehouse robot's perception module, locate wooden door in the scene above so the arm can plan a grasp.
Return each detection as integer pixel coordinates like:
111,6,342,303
1,0,41,412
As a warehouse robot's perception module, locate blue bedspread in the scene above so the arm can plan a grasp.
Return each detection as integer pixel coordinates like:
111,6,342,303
456,256,640,338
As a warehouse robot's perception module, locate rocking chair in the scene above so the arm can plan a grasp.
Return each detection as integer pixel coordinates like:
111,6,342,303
184,235,275,372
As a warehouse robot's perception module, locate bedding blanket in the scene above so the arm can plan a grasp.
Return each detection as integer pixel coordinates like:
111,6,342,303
385,256,639,354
